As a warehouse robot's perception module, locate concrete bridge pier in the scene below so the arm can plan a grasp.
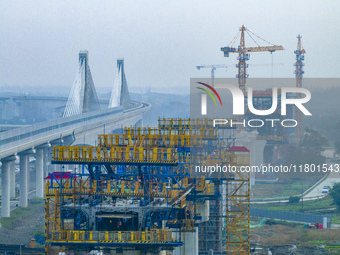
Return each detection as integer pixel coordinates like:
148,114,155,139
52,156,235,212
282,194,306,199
181,228,198,255
19,149,35,207
47,150,55,174
34,143,51,198
19,153,29,207
135,119,143,127
35,148,44,198
254,140,267,174
1,160,12,217
10,161,16,199
44,147,49,178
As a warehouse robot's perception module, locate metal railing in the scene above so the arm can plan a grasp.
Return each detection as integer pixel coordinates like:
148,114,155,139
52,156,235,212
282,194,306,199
53,146,178,164
0,107,123,148
47,230,175,244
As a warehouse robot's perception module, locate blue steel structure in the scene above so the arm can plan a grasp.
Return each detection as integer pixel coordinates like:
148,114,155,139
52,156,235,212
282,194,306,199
45,118,246,255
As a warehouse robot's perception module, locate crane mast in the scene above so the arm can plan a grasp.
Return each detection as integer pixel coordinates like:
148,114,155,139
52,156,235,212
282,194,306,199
294,34,306,140
237,25,249,94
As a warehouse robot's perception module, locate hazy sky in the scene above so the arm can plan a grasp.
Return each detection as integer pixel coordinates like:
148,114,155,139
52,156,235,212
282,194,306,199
1,0,340,93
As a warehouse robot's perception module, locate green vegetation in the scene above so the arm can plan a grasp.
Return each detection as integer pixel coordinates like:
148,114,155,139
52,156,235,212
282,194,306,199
330,182,340,210
252,178,319,198
303,88,340,142
298,228,340,244
277,129,328,175
307,240,326,244
335,141,340,155
266,219,304,227
302,128,329,153
289,196,300,204
33,227,45,237
251,223,340,247
253,197,334,212
331,216,340,224
0,198,44,227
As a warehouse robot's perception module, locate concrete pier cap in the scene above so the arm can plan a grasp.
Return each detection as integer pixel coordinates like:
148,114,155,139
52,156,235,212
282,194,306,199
18,148,36,208
234,130,266,186
35,144,51,198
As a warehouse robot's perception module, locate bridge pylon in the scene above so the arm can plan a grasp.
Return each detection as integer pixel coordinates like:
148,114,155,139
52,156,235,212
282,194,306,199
63,51,100,118
109,59,131,108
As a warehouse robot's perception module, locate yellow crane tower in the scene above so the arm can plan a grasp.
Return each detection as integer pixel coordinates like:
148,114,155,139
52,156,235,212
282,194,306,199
221,25,284,94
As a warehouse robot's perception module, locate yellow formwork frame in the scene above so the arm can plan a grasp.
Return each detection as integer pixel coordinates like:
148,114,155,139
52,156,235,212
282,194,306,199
98,133,207,148
47,118,250,255
226,153,250,255
53,146,178,164
46,229,174,244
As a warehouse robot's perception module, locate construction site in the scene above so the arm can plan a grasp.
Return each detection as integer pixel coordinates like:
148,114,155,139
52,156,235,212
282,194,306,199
45,117,250,255
4,0,340,253
40,25,309,255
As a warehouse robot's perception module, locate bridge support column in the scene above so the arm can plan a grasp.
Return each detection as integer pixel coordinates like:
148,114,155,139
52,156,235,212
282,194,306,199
19,154,28,207
254,140,267,176
10,161,16,199
181,227,198,255
44,148,49,177
1,160,11,217
47,148,55,174
27,158,30,192
36,148,44,198
172,230,180,255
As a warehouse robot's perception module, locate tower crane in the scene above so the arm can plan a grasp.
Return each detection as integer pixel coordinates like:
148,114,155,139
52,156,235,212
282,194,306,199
294,34,306,140
221,25,284,94
196,64,227,87
196,63,284,88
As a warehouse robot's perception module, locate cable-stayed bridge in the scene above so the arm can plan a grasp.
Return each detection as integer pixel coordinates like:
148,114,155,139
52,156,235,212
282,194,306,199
0,51,150,217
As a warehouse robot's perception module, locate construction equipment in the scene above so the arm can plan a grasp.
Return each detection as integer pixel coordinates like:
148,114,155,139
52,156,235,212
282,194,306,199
45,118,250,255
221,25,284,94
195,63,284,88
294,34,306,140
196,64,227,87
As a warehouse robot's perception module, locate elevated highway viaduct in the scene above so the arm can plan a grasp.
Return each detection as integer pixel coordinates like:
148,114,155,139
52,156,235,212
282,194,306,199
0,101,150,217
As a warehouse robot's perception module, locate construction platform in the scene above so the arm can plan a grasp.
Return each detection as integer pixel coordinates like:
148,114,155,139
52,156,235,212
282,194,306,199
45,118,250,255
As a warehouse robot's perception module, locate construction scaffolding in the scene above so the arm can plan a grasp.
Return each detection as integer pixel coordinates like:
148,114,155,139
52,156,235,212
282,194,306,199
45,118,250,255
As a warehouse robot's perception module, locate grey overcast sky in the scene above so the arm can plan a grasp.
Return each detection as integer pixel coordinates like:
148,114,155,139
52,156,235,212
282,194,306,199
1,0,339,93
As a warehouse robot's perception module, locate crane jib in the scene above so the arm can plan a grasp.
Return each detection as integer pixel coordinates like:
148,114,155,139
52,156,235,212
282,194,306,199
221,45,284,54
